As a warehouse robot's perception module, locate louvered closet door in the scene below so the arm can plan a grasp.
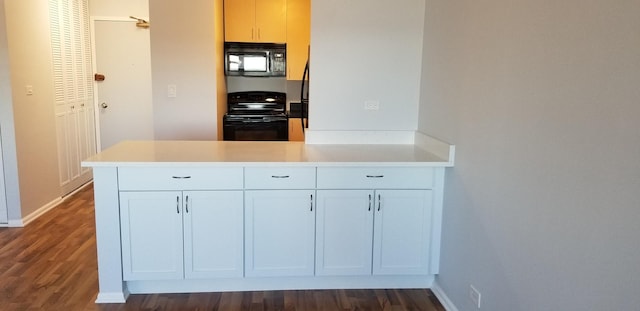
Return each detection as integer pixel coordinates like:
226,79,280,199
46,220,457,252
50,0,96,195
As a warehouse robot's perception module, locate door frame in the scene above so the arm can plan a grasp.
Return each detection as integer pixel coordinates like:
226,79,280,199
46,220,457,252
90,16,150,151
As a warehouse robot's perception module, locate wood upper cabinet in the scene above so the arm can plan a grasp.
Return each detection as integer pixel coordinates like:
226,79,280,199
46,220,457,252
286,0,310,80
224,0,287,43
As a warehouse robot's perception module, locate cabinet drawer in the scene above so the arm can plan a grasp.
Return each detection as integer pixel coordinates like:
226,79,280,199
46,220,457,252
317,167,434,189
118,167,243,190
245,167,316,189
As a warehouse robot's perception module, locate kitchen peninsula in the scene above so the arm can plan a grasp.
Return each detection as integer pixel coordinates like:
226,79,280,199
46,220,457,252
82,139,454,303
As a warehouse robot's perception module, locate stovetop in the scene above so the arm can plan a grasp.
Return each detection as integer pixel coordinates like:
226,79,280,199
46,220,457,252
227,91,286,117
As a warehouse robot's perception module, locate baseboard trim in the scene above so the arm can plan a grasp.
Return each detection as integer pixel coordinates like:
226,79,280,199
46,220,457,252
431,281,459,311
11,181,93,227
19,197,62,227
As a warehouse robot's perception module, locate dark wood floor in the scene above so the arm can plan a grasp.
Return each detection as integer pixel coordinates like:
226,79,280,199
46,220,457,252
0,184,445,311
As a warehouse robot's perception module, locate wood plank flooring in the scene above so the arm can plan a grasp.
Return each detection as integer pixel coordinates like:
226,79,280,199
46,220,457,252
0,184,445,311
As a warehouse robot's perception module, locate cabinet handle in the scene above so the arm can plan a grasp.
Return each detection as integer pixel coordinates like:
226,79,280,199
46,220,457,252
172,176,192,179
176,196,180,214
366,175,384,178
185,195,189,213
257,28,261,40
368,194,372,211
377,194,382,211
271,175,290,179
310,194,313,212
251,28,254,40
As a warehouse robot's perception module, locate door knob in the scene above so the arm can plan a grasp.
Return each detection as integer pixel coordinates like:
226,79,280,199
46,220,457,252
101,102,108,109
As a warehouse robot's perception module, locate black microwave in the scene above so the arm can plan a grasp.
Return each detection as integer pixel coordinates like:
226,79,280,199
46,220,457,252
224,42,286,77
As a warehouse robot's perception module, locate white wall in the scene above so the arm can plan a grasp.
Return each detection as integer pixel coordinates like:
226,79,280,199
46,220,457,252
0,0,21,223
3,0,61,219
419,0,640,310
149,0,219,140
89,0,147,17
309,0,425,136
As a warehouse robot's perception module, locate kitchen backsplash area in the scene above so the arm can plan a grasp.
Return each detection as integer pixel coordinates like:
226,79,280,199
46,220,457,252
226,76,304,109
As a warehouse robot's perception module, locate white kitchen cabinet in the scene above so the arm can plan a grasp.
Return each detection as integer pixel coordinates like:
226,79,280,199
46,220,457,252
316,167,436,276
183,191,244,279
119,191,184,281
119,190,244,281
372,189,433,275
316,189,433,276
245,189,316,277
315,190,374,276
84,141,452,301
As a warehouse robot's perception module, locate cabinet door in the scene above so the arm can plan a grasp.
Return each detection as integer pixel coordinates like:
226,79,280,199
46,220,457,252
286,0,310,79
255,0,287,43
316,190,374,276
373,190,433,275
120,191,184,280
224,0,256,42
183,191,244,279
245,190,315,277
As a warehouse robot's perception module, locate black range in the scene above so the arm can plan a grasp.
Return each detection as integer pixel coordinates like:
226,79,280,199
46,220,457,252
223,91,288,141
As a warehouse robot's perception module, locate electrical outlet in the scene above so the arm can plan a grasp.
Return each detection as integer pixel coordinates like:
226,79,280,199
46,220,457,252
25,85,34,96
469,285,482,308
364,100,379,110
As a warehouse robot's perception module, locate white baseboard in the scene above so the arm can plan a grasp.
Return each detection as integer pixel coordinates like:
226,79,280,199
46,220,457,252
431,281,459,311
9,181,93,227
19,197,63,227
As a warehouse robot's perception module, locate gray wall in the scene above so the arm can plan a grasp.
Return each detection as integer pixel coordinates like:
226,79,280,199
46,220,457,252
419,0,640,310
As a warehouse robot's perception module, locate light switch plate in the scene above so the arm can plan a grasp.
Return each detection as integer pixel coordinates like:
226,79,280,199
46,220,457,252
168,84,177,98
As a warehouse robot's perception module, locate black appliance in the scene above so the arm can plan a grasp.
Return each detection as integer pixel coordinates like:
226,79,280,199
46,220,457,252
223,91,288,141
224,42,286,77
299,48,310,133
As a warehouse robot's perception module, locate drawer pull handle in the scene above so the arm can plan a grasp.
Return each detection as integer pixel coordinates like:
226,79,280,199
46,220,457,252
366,175,384,178
172,176,192,179
271,175,290,179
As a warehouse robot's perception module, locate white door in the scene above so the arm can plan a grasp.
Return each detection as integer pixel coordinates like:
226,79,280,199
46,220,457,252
92,19,153,150
183,191,244,279
373,190,433,275
0,133,8,224
119,191,184,281
316,190,374,276
245,190,316,277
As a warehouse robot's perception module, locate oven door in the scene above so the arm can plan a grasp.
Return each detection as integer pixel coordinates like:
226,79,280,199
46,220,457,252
223,116,288,141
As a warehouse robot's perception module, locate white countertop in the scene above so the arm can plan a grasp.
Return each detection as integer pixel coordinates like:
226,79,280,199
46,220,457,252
82,140,454,167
